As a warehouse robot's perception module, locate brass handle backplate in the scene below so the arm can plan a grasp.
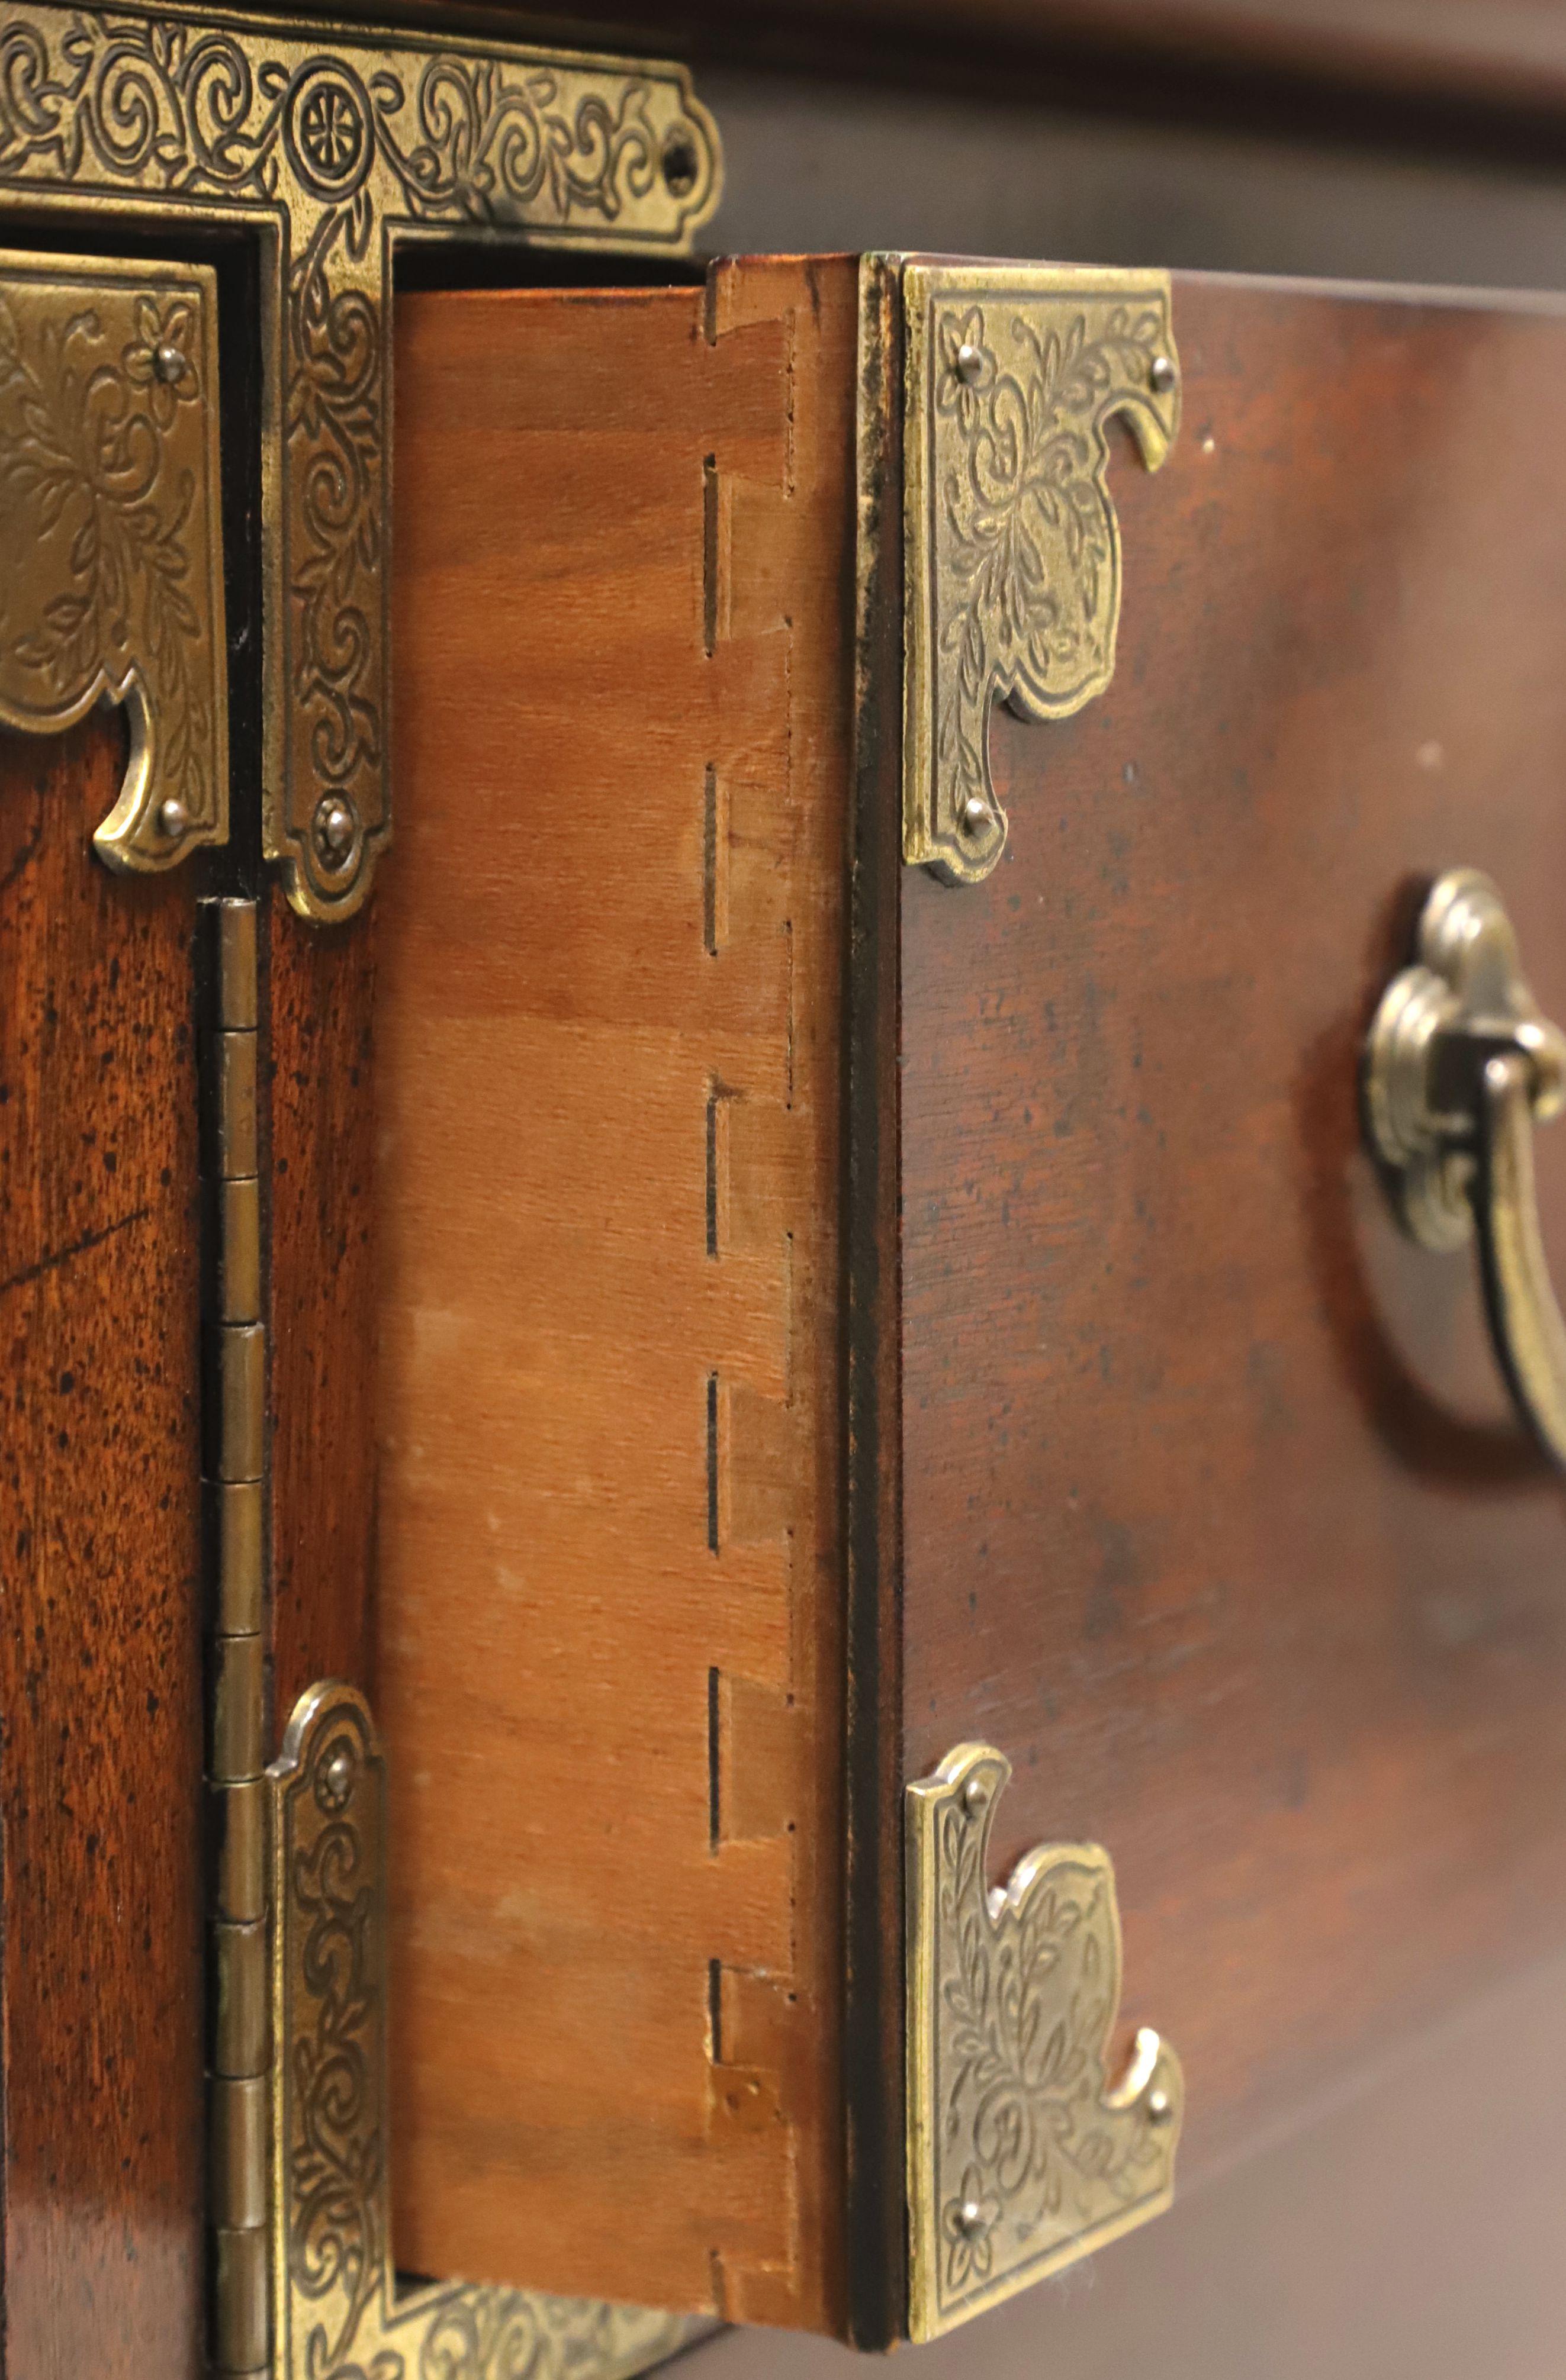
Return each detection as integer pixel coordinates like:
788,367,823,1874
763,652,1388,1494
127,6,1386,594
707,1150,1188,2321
1366,868,1566,1464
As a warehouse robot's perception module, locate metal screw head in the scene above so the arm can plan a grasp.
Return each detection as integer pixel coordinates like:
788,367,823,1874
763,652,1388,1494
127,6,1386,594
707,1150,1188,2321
962,1774,989,1819
955,342,985,387
1144,2086,1173,2126
153,341,188,387
955,2198,991,2240
960,794,992,836
313,794,357,865
157,795,189,839
1148,353,1177,395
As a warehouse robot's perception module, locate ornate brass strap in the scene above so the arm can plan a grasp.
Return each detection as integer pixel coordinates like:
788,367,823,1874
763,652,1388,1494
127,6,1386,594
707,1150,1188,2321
904,1745,1182,2343
901,263,1179,885
0,249,227,869
1366,867,1566,1466
0,1,721,920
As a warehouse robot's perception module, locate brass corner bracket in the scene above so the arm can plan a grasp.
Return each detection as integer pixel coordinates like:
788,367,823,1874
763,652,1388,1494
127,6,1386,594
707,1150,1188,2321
268,1682,699,2380
904,1744,1183,2343
0,247,229,869
900,263,1179,885
0,1,722,921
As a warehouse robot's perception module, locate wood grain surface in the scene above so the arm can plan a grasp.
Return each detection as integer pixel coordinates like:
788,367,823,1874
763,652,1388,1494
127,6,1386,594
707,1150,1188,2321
0,716,204,2376
895,276,1566,2236
378,262,856,2327
268,895,378,1717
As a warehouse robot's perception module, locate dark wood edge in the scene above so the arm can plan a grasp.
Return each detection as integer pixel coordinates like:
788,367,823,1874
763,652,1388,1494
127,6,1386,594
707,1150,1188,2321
842,248,909,2353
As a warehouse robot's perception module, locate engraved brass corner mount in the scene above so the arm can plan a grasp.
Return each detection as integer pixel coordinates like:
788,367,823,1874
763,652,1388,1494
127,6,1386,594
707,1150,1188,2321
0,248,228,869
900,264,1179,885
269,1683,700,2380
905,1745,1183,2343
0,1,722,919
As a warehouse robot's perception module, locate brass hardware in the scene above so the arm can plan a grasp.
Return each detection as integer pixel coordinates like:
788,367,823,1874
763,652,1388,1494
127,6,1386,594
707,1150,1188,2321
899,263,1179,884
213,1920,268,2079
213,2074,268,2231
1366,867,1566,1465
905,1744,1183,2343
201,898,269,2373
218,1178,263,1327
215,1325,266,1483
212,1035,260,1182
216,902,259,1032
268,1681,702,2380
210,1634,265,1783
213,1776,266,1923
214,2226,270,2375
210,1481,264,1636
1,2,722,920
0,248,227,869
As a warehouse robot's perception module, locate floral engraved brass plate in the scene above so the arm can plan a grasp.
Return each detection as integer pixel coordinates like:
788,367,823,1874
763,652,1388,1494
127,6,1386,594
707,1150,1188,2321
902,263,1179,884
905,1744,1183,2343
0,4,722,921
270,1682,700,2380
0,248,226,870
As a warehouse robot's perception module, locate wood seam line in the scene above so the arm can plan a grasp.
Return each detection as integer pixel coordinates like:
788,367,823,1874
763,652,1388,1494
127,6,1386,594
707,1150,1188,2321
201,897,269,2378
700,376,810,2308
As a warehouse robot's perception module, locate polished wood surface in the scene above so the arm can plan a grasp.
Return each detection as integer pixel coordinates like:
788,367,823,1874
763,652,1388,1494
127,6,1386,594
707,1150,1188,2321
268,896,378,1716
0,717,204,2376
894,277,1566,2243
378,262,857,2326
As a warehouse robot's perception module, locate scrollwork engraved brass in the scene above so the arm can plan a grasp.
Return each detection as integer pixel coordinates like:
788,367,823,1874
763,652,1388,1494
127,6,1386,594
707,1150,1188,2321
0,2,722,919
0,247,226,868
905,1744,1182,2342
901,263,1179,884
269,1682,700,2380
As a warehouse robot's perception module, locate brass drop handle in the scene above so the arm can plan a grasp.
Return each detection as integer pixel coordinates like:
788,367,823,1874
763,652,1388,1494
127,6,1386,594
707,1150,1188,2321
1366,869,1566,1465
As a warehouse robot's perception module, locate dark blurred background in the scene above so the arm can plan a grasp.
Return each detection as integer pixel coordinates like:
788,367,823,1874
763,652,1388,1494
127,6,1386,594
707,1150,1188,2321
506,0,1566,285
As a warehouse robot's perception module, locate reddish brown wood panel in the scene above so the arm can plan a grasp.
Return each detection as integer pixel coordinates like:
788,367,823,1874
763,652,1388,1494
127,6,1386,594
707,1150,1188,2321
267,896,377,1718
897,278,1566,2196
379,262,856,2328
0,717,204,2376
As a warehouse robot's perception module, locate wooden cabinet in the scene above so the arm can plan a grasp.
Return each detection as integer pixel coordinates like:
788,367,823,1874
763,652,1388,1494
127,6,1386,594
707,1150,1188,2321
6,14,1566,2375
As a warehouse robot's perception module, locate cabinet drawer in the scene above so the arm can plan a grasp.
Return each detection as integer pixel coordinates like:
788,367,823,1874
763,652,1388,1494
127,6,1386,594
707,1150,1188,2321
374,260,1566,2340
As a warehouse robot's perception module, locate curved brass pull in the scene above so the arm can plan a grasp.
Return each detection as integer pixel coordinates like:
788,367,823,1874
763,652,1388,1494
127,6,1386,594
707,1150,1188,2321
1366,869,1566,1463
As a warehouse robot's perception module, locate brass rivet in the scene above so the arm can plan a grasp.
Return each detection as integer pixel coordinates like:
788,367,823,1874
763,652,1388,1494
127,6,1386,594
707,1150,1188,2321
962,1774,989,1818
961,795,989,835
955,2197,990,2239
1145,2086,1173,2125
320,1745,354,1808
153,340,188,385
955,342,984,386
157,794,189,838
313,794,356,866
1149,353,1176,395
